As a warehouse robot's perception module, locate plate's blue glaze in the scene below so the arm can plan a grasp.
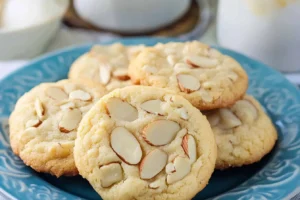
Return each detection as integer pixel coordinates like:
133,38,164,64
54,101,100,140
0,37,299,200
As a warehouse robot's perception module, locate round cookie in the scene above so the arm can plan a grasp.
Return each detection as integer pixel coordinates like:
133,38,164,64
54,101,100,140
9,79,107,177
69,43,144,91
74,86,217,200
128,41,248,110
204,95,277,169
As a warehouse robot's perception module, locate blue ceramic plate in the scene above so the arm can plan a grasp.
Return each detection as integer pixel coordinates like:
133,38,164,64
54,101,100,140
0,38,299,200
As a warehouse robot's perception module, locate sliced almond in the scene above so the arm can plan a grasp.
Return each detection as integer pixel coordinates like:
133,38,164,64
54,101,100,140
140,149,168,179
79,104,93,113
233,100,258,122
99,65,112,85
202,81,217,89
167,55,176,66
45,87,68,101
206,111,220,126
111,127,142,165
228,71,238,82
219,108,242,129
149,179,161,189
140,100,164,115
176,107,189,120
165,163,176,174
143,65,158,74
177,74,200,93
34,98,44,119
185,55,218,68
99,163,123,188
69,90,92,101
113,68,130,81
60,102,75,110
106,98,138,122
59,109,82,133
63,83,76,94
142,120,180,146
26,119,41,128
174,63,190,71
166,157,191,184
198,89,213,103
182,135,197,163
127,45,145,58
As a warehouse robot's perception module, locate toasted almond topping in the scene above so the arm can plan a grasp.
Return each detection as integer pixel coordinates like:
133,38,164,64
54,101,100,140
202,81,217,89
165,163,176,174
63,83,76,94
142,120,180,146
113,68,130,81
99,163,123,188
60,102,75,110
69,90,92,101
167,55,176,66
185,55,218,68
182,135,197,163
34,98,44,119
233,100,258,122
59,109,82,133
198,89,213,103
106,98,138,122
111,127,142,165
206,111,220,126
163,94,174,103
176,107,189,120
166,157,191,184
99,65,112,85
140,100,164,115
79,104,93,113
174,63,190,70
26,119,41,128
219,108,242,129
140,149,168,179
177,74,200,93
143,65,158,74
228,71,238,82
45,87,68,101
149,179,161,189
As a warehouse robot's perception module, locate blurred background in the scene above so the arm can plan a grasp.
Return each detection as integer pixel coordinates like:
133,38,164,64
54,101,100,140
0,0,299,85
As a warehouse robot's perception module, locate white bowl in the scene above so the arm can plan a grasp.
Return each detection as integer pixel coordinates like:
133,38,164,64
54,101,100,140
74,0,191,33
0,0,69,60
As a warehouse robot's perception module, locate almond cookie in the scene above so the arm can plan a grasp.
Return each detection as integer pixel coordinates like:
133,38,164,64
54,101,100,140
74,86,217,200
69,43,144,91
9,79,107,177
204,95,277,169
128,41,248,110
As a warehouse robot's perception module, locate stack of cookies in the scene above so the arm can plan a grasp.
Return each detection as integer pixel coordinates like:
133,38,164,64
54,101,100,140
9,41,278,200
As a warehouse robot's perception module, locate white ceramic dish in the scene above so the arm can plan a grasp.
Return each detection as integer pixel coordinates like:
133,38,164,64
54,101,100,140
74,0,191,33
0,0,69,60
217,0,300,72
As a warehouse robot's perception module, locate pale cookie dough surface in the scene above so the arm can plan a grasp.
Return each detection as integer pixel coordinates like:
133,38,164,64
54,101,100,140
204,95,278,169
9,79,107,177
74,86,217,200
128,41,248,110
69,43,144,91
